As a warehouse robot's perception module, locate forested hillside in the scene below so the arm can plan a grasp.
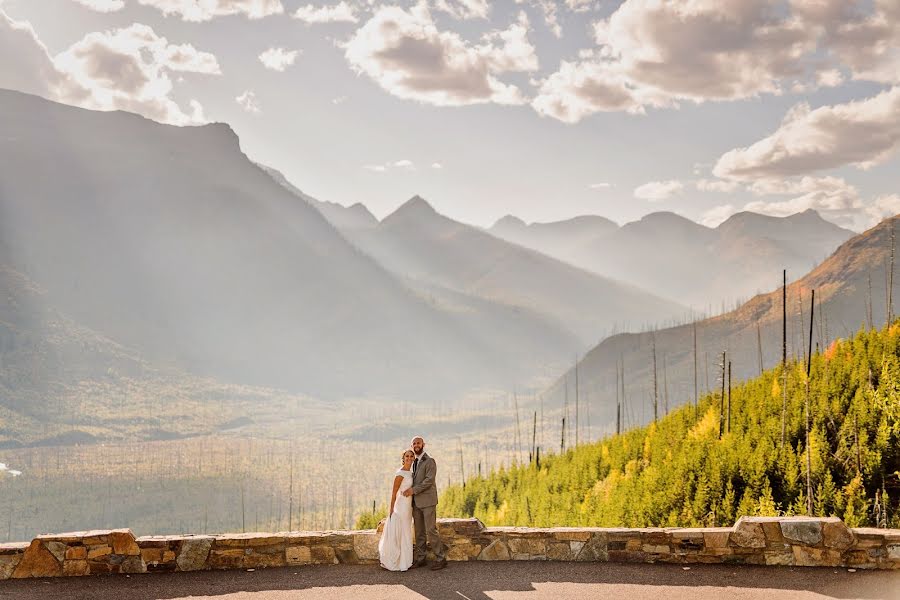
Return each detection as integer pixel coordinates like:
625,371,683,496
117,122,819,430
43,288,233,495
440,323,900,528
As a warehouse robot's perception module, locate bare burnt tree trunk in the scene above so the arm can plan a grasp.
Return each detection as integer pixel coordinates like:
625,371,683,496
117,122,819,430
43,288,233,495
615,358,621,435
719,351,726,438
867,271,874,329
514,392,522,464
574,355,580,448
782,269,788,449
652,333,658,422
889,222,895,325
727,360,732,434
693,321,698,418
806,289,816,515
756,321,763,375
663,354,669,416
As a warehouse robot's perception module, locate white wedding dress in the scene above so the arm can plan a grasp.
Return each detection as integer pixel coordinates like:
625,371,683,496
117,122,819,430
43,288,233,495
378,468,414,571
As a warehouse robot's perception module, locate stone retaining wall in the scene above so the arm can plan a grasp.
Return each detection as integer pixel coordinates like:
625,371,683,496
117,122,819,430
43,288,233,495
0,517,897,578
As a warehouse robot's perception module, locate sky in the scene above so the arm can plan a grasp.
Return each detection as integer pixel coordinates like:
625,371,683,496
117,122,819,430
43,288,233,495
1,0,898,231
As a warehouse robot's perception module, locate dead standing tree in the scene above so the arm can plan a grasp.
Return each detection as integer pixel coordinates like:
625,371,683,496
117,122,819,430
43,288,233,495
805,289,816,516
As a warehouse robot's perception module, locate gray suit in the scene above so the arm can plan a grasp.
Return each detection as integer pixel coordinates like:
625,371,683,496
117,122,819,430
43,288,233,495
411,452,445,562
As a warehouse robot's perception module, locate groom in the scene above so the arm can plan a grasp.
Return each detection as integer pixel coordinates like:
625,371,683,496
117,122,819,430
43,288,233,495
402,436,447,570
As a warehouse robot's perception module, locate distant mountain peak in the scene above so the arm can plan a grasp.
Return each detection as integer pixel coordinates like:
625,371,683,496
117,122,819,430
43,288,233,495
383,195,438,223
493,215,526,229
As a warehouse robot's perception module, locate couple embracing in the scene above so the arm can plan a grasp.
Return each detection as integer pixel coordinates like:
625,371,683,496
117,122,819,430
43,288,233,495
378,436,447,572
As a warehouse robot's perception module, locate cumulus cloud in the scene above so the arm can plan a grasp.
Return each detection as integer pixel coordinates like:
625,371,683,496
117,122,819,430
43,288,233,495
589,182,611,189
138,0,284,21
236,90,261,113
714,87,900,180
259,47,299,71
532,0,900,122
431,162,443,169
344,5,537,107
434,0,490,20
293,2,358,24
72,0,125,12
634,179,683,201
0,10,217,125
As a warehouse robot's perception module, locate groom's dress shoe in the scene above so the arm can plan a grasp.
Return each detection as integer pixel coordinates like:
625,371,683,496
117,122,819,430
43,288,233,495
430,559,447,570
410,559,427,569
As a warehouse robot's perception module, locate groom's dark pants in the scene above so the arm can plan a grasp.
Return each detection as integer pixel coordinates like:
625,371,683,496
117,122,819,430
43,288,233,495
413,504,446,562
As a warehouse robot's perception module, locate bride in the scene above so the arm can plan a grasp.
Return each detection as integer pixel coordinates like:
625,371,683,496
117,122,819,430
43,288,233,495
378,449,415,571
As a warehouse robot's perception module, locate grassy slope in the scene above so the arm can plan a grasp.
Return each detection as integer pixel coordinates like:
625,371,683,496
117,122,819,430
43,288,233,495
440,324,900,528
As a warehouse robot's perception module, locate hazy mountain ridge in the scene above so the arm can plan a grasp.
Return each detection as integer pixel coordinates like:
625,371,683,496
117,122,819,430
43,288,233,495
541,216,899,436
345,195,688,347
489,208,854,310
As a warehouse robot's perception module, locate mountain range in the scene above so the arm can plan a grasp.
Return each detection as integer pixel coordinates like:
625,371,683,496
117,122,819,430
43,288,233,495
0,87,883,430
490,209,854,310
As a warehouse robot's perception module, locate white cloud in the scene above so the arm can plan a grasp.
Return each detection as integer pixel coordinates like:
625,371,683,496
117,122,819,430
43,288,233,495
700,204,738,227
516,0,561,37
431,162,443,169
589,182,611,189
696,179,739,193
364,159,416,172
293,2,358,24
332,95,348,104
740,176,867,228
531,0,900,122
634,179,683,201
236,89,261,113
0,11,217,125
138,0,284,21
434,0,490,20
259,47,299,71
864,194,900,228
72,0,125,12
714,87,900,180
343,4,536,107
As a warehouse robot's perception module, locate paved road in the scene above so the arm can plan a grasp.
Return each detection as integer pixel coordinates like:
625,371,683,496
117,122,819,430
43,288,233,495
1,562,898,600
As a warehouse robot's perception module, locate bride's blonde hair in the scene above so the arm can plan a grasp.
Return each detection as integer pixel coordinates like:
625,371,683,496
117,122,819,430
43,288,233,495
401,449,415,466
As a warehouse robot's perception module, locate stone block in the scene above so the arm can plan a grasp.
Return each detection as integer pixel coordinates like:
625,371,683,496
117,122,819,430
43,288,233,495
176,537,212,572
109,531,141,556
65,546,87,560
792,546,841,567
731,518,766,549
352,532,380,562
550,529,592,542
310,545,338,564
780,519,823,546
87,546,112,560
62,560,90,576
703,531,730,550
575,534,608,562
546,542,574,561
120,556,146,574
478,540,510,561
12,540,62,578
0,554,22,579
507,537,546,558
286,546,312,565
446,542,481,561
822,521,854,550
764,552,794,566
